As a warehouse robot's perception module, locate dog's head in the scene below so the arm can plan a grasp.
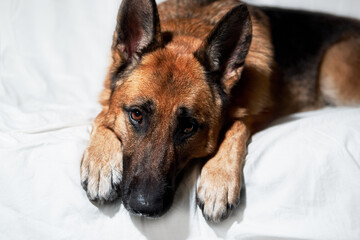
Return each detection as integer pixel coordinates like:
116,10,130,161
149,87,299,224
105,0,252,217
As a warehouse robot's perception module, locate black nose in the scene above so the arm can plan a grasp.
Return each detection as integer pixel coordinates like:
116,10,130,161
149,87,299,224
128,192,165,217
126,183,174,218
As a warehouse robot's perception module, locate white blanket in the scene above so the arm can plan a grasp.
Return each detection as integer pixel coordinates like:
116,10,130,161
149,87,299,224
1,0,360,239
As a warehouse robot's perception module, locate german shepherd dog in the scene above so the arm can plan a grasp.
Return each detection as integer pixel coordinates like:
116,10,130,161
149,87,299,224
80,0,360,222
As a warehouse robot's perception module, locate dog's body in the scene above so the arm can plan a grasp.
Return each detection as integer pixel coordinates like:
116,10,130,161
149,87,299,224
80,0,360,222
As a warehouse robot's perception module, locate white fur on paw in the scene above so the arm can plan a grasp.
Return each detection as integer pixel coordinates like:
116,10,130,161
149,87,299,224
196,169,241,222
81,148,122,204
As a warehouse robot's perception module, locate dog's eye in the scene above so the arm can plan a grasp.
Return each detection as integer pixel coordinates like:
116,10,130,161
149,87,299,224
183,123,194,134
130,109,143,123
181,120,198,136
175,117,199,144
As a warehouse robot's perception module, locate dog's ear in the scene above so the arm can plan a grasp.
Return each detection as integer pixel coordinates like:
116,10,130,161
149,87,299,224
112,0,162,63
194,4,252,93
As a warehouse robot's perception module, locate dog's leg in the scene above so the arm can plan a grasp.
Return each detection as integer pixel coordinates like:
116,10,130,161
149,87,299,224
197,120,249,222
319,37,360,106
80,111,123,204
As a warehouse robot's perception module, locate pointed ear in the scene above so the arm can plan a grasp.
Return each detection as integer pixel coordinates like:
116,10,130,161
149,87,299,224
112,0,162,63
194,4,252,92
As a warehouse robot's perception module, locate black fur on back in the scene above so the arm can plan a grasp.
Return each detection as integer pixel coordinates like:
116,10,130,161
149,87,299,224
261,7,360,82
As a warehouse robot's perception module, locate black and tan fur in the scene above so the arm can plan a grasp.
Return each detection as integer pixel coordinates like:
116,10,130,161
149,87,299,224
80,0,360,222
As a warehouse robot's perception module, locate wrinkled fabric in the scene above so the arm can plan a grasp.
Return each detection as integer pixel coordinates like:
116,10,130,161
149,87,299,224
1,0,360,239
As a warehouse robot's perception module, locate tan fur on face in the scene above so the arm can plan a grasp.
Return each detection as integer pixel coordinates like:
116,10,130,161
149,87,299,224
109,48,222,164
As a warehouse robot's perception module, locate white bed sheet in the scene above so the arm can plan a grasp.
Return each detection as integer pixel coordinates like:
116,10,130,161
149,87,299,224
1,0,360,239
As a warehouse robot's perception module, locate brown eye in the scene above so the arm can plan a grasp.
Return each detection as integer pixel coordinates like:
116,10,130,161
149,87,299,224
130,109,143,123
175,118,199,144
183,123,194,134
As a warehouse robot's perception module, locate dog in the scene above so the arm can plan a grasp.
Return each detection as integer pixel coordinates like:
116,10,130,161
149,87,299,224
80,0,360,222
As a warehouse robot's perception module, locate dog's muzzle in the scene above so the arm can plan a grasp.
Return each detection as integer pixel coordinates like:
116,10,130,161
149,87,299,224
123,176,175,218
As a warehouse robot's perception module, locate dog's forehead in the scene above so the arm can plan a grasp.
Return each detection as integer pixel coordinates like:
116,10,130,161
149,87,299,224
124,49,213,113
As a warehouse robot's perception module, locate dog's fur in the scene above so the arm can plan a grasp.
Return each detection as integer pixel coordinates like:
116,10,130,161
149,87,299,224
80,0,360,222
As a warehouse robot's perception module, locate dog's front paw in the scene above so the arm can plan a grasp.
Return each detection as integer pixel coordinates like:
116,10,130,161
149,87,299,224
197,163,242,223
80,126,123,204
